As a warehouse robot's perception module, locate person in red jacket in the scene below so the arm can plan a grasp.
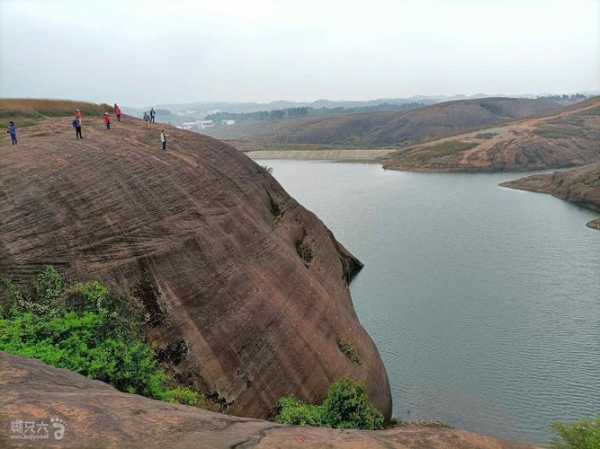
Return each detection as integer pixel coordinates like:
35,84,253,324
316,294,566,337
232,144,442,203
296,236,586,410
114,103,122,121
103,112,111,130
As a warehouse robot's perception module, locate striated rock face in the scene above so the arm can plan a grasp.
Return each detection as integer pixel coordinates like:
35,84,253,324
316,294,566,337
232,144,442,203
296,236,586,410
500,162,600,229
0,353,537,449
0,116,391,419
383,98,600,172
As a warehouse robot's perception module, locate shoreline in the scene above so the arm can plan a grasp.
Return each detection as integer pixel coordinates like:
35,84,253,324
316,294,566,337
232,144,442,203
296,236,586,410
244,148,397,161
586,218,600,230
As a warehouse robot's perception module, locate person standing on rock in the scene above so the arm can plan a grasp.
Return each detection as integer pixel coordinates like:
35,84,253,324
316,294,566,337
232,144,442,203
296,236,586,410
103,112,112,130
114,104,122,122
6,121,17,145
72,117,83,139
150,107,156,124
143,111,150,128
160,129,167,151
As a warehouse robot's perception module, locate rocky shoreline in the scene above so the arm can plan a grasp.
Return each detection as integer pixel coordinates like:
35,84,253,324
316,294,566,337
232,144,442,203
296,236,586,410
500,163,600,230
587,218,600,230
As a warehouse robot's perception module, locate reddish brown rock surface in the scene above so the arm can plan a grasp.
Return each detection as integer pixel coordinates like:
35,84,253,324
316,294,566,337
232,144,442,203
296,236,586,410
0,353,537,449
0,115,390,419
500,162,600,229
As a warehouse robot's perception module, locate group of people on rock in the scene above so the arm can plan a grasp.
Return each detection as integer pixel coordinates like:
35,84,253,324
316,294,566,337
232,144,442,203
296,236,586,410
73,103,121,136
4,103,168,151
70,105,166,149
143,107,156,128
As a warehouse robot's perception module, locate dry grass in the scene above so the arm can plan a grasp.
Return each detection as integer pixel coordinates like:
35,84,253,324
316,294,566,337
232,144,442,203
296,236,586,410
0,99,113,127
533,125,583,139
399,140,478,165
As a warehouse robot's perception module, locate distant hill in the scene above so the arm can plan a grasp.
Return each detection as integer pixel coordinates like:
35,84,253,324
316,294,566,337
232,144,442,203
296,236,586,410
383,97,600,172
123,98,432,130
251,97,566,147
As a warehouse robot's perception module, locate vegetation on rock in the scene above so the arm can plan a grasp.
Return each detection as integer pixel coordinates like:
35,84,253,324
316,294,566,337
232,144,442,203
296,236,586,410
337,339,361,365
0,266,203,407
275,378,384,430
551,418,600,449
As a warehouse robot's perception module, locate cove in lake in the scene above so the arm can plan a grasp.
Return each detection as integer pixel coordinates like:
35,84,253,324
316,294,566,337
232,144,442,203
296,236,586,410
264,159,600,445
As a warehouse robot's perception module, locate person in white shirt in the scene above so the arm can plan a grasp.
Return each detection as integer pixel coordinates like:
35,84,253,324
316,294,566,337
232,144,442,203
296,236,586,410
160,130,167,151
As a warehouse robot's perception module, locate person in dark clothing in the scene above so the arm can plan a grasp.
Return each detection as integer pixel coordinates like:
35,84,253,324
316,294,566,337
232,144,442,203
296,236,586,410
7,121,17,144
72,118,83,139
150,107,156,124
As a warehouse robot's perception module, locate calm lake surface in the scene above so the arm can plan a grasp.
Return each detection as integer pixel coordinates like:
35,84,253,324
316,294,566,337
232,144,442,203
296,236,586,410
264,159,600,444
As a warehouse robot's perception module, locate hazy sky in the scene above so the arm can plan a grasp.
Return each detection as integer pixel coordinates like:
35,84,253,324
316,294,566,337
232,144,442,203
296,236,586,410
1,0,599,106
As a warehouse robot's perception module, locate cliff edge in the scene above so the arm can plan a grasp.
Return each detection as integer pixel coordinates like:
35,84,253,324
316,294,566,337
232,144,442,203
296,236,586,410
0,112,391,419
0,353,536,449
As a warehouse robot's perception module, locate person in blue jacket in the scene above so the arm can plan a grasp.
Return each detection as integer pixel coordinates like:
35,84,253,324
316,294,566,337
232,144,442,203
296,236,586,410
6,121,17,145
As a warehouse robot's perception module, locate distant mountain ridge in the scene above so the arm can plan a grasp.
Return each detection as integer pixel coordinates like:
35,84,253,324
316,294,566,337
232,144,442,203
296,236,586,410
245,97,566,147
383,96,600,172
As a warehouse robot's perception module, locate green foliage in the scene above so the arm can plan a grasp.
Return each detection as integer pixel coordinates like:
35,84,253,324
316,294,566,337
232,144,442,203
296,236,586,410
321,379,384,430
23,266,66,315
337,340,361,365
163,387,205,407
275,396,324,426
0,268,201,408
276,379,384,430
551,418,600,449
0,278,24,317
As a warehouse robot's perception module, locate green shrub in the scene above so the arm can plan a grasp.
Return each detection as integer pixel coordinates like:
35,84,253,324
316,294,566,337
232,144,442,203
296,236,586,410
276,379,384,430
551,418,600,449
321,379,384,430
0,278,24,317
0,310,166,398
23,266,65,315
337,340,361,365
275,396,324,426
0,268,201,407
163,387,205,407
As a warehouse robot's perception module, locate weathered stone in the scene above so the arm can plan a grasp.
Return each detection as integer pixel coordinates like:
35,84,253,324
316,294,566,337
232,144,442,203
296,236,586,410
0,353,537,449
0,116,390,419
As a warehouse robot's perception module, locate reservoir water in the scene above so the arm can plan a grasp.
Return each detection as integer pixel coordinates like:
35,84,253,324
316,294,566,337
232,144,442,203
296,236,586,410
263,159,600,444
